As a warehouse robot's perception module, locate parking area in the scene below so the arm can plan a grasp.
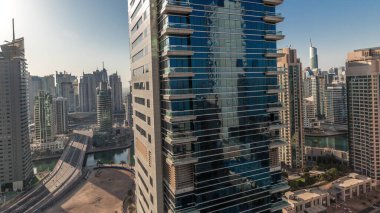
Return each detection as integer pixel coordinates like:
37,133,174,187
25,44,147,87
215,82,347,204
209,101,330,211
46,168,134,213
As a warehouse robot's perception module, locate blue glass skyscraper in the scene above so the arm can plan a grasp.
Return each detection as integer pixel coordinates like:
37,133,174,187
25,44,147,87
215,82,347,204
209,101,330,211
129,0,289,212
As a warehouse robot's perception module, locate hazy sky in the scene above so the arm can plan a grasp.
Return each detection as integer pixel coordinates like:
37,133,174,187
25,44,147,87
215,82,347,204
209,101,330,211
0,0,130,85
1,0,380,86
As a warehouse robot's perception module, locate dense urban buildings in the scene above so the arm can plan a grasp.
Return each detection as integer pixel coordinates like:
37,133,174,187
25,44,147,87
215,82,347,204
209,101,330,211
34,91,55,143
278,48,305,169
0,29,33,191
56,71,77,112
346,47,380,183
324,83,347,125
53,97,68,134
96,81,113,133
129,0,289,212
109,72,124,113
79,73,97,112
93,67,108,85
28,75,56,121
303,96,320,129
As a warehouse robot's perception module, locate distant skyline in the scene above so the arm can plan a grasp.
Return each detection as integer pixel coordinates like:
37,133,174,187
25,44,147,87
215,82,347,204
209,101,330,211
0,0,130,85
1,0,380,85
278,0,380,70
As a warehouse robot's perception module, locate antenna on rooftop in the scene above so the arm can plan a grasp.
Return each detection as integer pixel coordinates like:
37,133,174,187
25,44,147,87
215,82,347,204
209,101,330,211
102,61,104,70
12,18,15,41
309,38,313,47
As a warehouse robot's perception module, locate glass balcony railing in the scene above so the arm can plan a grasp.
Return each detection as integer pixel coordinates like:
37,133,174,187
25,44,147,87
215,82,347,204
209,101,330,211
162,67,192,74
166,131,194,139
264,12,283,17
266,30,283,36
164,110,194,117
163,22,191,29
162,88,193,95
162,45,192,52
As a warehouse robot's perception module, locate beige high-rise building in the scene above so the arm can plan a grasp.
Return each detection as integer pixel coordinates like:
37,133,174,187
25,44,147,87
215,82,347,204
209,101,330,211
347,47,380,183
0,29,33,191
278,48,305,169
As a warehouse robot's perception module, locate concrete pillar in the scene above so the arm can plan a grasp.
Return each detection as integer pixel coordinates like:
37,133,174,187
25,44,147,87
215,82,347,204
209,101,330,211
357,185,360,196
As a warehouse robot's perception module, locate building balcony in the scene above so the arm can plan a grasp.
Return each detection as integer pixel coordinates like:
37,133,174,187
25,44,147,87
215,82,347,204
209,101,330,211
165,134,198,144
264,31,285,41
263,13,284,24
268,123,287,131
270,182,290,194
163,71,195,78
162,89,195,100
263,0,284,6
266,68,286,76
162,67,194,78
161,23,194,36
166,154,198,166
267,103,285,112
271,199,290,212
269,139,287,149
270,165,281,172
161,0,192,15
164,115,197,123
162,45,194,57
163,94,196,100
267,86,285,94
265,49,286,58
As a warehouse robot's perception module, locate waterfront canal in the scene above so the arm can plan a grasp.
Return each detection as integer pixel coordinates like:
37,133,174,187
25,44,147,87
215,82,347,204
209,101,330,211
305,134,348,151
32,148,132,173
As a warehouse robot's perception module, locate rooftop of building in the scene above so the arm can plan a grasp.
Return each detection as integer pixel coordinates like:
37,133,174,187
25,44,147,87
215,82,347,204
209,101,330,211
285,188,329,204
354,47,380,52
348,47,380,62
332,173,371,189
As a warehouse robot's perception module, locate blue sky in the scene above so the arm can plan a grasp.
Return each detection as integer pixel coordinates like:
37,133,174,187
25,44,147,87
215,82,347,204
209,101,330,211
1,0,380,85
278,0,380,70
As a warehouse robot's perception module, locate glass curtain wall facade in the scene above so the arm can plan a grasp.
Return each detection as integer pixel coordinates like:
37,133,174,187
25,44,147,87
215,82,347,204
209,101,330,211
129,0,288,212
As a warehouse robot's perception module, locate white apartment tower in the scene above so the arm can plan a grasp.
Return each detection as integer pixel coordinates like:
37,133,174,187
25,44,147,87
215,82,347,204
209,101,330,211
346,47,380,183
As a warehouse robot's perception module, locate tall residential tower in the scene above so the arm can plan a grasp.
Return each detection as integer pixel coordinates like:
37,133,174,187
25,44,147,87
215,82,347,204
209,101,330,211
346,47,380,183
96,81,113,133
0,23,32,191
277,48,305,169
128,0,289,212
34,91,55,143
109,72,124,113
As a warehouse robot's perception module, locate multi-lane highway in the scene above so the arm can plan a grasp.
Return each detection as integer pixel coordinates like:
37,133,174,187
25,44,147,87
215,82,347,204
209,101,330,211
0,133,88,213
